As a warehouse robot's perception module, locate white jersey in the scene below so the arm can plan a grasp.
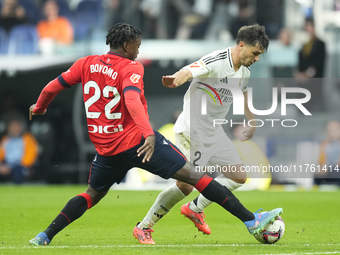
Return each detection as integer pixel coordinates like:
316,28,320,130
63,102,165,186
173,47,250,144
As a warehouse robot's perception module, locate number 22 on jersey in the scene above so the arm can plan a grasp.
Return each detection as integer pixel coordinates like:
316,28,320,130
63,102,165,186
84,81,123,134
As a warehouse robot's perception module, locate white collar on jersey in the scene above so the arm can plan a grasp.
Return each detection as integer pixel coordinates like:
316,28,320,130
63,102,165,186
227,47,234,70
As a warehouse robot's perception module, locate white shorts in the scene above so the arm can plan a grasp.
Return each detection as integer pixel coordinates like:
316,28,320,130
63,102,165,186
175,132,243,167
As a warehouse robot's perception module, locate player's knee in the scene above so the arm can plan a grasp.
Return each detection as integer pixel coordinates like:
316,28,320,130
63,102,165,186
233,177,247,184
231,169,247,184
176,180,193,196
85,186,108,207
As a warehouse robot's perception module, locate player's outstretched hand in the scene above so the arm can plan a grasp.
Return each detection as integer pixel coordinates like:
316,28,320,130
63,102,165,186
137,135,156,163
241,127,256,141
162,76,178,88
29,104,47,121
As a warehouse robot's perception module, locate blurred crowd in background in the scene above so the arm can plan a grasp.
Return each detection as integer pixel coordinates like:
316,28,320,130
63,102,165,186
0,0,329,54
0,0,285,45
0,0,340,187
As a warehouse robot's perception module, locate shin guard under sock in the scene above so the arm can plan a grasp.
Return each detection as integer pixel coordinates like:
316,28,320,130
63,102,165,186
190,177,243,213
195,175,254,222
44,193,92,240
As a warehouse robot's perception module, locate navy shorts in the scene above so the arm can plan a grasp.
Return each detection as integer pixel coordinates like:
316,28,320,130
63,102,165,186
88,131,187,192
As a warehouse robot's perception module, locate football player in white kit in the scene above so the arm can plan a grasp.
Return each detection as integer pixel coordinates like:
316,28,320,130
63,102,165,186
133,24,280,244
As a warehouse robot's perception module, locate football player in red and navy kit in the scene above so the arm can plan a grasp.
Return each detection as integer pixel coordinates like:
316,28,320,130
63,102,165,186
29,23,282,246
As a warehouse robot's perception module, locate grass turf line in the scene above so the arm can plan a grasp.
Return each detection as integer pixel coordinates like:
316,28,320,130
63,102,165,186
0,185,339,255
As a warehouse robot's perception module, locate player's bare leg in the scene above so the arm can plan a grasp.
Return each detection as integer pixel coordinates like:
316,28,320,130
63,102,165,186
136,165,247,237
136,162,238,242
172,162,283,235
134,180,193,244
176,165,246,234
189,164,246,213
176,180,194,195
29,185,108,245
170,181,211,234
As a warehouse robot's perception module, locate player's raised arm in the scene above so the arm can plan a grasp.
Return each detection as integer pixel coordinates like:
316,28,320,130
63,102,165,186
29,78,66,121
162,69,193,88
163,56,215,89
29,57,84,121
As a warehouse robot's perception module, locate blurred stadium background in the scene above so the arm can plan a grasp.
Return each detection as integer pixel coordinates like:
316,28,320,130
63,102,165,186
1,0,340,190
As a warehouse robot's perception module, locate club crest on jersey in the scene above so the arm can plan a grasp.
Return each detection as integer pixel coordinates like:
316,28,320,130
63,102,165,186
130,74,141,83
190,60,205,68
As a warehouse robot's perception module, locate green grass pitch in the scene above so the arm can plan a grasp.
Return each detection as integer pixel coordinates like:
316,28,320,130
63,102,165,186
0,185,339,255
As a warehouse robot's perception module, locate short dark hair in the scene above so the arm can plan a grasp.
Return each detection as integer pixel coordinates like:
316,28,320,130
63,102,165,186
236,24,269,52
305,17,314,26
106,23,143,49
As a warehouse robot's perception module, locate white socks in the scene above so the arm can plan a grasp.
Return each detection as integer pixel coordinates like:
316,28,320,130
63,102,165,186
189,177,243,213
137,183,185,229
137,178,244,229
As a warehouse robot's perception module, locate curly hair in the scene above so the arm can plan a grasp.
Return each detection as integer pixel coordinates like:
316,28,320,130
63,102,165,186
106,23,143,49
236,24,269,52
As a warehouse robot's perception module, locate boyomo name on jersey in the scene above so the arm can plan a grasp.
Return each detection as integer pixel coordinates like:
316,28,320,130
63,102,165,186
90,64,118,79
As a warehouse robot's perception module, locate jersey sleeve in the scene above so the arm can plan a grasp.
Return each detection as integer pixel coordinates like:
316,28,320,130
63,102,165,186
124,90,154,138
58,57,87,87
33,57,86,113
121,62,144,94
182,58,210,79
122,62,154,138
182,50,229,79
33,78,66,113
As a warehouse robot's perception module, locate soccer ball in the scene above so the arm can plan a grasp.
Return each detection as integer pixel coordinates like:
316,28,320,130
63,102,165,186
254,216,285,244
